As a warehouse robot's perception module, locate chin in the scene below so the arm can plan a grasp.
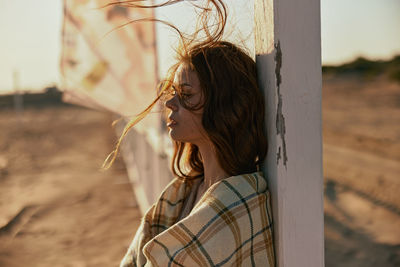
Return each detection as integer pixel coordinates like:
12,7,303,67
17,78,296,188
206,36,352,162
168,126,204,144
169,129,192,143
168,128,181,141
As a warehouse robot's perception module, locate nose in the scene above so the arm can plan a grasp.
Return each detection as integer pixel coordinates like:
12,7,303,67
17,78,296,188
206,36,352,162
165,94,178,111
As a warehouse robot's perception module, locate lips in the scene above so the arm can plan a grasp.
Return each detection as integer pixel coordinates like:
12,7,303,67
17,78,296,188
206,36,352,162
167,117,177,127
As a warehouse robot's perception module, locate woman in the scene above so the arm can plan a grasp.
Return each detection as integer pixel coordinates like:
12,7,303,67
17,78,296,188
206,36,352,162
104,1,275,266
117,41,275,266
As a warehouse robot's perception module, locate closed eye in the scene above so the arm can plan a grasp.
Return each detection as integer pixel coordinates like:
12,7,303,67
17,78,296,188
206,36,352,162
180,92,193,99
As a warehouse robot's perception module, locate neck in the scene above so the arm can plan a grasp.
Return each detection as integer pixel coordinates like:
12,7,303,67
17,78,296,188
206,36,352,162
197,141,229,189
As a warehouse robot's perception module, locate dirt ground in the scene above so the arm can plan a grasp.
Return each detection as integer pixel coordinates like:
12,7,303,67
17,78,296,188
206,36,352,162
0,106,141,266
323,75,400,267
0,75,399,266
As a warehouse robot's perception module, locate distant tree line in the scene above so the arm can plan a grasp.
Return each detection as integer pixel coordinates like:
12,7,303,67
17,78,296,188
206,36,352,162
322,55,400,83
0,86,71,109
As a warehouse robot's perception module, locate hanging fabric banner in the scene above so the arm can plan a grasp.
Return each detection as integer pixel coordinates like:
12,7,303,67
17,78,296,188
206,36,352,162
60,0,158,117
60,0,173,214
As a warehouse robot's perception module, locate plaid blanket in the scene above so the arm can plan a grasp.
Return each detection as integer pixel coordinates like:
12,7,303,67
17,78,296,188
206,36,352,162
120,172,275,267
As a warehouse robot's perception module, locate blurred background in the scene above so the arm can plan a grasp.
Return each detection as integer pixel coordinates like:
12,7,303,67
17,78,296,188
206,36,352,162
0,0,399,266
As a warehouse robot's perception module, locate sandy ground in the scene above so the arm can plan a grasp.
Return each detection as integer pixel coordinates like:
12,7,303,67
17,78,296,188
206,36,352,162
0,75,399,266
323,75,400,266
0,106,141,267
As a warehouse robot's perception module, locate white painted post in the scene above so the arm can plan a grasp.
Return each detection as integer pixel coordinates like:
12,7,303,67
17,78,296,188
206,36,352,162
255,0,324,266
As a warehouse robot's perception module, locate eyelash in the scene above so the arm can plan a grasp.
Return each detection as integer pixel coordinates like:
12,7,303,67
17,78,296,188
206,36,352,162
180,93,192,99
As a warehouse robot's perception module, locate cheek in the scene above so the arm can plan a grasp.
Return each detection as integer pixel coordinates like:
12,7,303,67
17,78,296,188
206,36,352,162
188,113,204,133
170,112,205,142
179,114,202,137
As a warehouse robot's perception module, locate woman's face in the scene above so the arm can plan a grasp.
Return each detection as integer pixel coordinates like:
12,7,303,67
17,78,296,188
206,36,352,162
165,63,207,144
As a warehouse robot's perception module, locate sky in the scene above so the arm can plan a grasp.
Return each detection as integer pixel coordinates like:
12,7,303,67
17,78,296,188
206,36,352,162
321,0,400,64
0,0,399,94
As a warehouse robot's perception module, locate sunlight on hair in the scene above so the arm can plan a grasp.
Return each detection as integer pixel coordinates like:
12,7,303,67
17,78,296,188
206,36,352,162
102,0,258,172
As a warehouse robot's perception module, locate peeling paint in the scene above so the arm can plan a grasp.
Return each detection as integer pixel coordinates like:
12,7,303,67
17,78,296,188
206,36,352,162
277,146,281,165
275,41,288,167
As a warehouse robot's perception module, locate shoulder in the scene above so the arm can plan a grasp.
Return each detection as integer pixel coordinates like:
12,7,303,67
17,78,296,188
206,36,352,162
213,172,269,198
155,177,194,209
193,172,270,211
145,176,198,233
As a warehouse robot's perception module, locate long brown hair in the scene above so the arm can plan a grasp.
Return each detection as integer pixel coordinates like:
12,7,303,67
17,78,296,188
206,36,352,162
103,1,267,180
167,41,267,180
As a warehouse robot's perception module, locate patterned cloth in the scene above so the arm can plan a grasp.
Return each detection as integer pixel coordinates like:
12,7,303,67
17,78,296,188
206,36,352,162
120,172,275,267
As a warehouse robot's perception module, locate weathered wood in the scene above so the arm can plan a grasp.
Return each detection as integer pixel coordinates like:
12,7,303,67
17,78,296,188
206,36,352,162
255,0,324,266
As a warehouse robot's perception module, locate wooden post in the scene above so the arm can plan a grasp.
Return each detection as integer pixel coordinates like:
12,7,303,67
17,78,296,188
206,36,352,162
254,0,324,266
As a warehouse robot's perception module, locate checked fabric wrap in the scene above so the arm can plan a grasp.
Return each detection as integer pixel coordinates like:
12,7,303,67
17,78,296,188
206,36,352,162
120,172,275,267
